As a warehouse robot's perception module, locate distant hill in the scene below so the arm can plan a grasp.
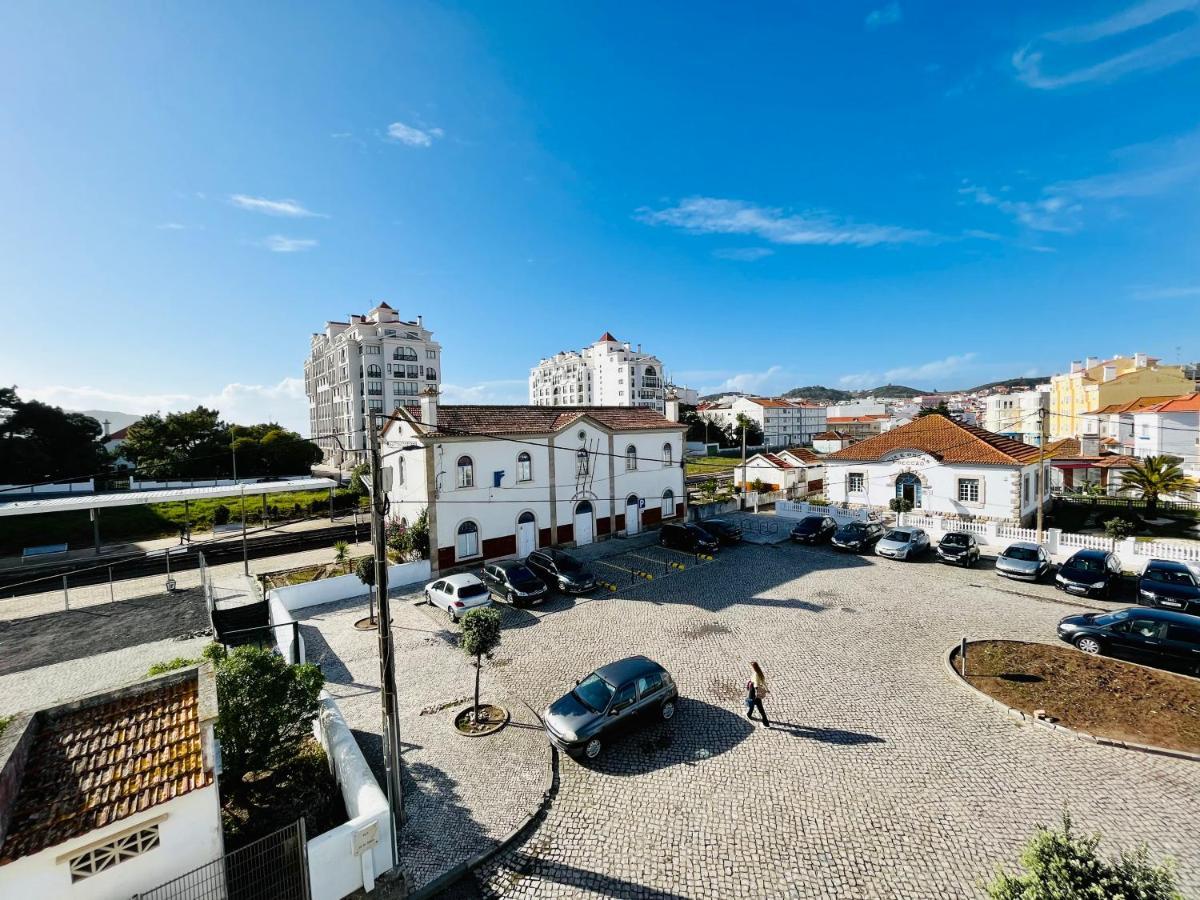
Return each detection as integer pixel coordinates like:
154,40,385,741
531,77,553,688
961,377,1049,394
697,391,749,403
783,384,923,401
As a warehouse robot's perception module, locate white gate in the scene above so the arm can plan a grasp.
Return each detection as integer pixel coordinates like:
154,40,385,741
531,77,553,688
625,496,641,535
574,501,594,546
516,512,537,558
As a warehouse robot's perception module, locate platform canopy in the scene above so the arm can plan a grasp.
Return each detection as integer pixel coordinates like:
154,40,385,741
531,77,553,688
0,477,339,518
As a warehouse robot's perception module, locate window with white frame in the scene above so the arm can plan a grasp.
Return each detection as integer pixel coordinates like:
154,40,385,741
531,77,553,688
457,456,474,488
662,443,673,467
957,478,980,502
625,445,638,470
456,521,479,559
517,451,532,482
68,823,161,881
848,472,865,493
364,345,381,355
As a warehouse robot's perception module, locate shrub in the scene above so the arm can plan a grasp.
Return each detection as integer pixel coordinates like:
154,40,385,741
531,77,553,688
986,812,1182,900
354,555,376,588
147,656,200,676
333,540,350,573
348,463,370,498
213,504,231,526
1104,516,1136,543
889,497,914,513
460,607,502,723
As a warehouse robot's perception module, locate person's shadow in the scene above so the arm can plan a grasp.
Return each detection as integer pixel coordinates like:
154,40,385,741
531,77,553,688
765,722,885,746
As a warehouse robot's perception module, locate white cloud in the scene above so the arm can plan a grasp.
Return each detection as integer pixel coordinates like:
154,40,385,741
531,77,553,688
1013,0,1200,89
839,353,978,389
386,121,444,147
694,366,797,397
24,378,310,434
713,247,774,261
157,222,186,230
262,235,318,253
1131,284,1200,299
866,2,902,30
439,379,529,404
959,183,1081,233
637,196,932,248
229,194,326,217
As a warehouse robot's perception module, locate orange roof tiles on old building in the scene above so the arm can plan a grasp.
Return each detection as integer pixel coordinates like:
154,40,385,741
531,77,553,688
1140,392,1200,413
823,415,1042,466
782,447,822,463
1082,396,1178,416
385,405,680,438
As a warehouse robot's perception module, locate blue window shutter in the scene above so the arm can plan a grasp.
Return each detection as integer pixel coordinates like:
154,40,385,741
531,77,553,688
493,470,505,488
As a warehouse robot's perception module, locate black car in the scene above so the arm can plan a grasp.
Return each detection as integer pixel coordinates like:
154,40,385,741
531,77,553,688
1138,559,1200,614
697,518,743,545
542,656,679,760
1057,607,1200,675
790,515,838,545
830,520,885,553
524,548,597,594
1055,549,1123,599
480,560,549,607
659,522,719,554
936,532,980,567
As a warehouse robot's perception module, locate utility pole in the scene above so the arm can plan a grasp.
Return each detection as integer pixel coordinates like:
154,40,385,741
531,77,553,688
239,484,248,576
368,412,403,870
1035,406,1049,545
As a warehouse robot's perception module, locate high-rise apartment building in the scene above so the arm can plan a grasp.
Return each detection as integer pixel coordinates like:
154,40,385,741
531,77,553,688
1047,353,1192,440
304,303,441,466
529,332,667,413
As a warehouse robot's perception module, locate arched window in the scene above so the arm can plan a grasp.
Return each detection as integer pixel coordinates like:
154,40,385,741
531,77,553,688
576,448,590,476
394,347,418,361
456,521,479,559
644,365,657,376
517,451,532,482
575,500,593,515
625,444,638,471
517,510,535,525
661,489,675,518
366,364,382,378
662,443,673,467
895,472,922,508
457,455,474,489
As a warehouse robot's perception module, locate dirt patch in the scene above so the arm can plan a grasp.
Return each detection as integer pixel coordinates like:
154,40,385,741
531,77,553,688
454,703,509,736
960,640,1200,754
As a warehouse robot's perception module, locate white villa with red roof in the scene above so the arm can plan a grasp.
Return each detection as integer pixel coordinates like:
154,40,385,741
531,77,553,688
732,449,825,495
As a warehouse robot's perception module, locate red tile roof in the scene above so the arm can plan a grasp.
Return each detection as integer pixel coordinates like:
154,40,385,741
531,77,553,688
1093,455,1140,469
1082,396,1177,416
1140,392,1200,413
758,452,795,469
0,673,212,864
386,405,681,438
105,425,133,442
813,431,852,441
823,415,1042,466
597,332,618,343
782,447,822,463
826,414,889,424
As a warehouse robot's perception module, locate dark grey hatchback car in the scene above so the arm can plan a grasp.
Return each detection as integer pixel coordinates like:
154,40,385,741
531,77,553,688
542,656,678,761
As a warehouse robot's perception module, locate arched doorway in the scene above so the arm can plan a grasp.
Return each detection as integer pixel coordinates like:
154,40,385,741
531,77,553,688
573,500,594,546
896,472,922,508
625,495,641,535
516,511,537,558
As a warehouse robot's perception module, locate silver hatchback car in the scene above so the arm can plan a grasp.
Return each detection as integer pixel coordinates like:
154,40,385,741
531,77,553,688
875,528,930,561
995,542,1051,582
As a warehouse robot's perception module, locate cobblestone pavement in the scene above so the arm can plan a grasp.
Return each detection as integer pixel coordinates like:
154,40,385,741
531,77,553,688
452,540,1200,899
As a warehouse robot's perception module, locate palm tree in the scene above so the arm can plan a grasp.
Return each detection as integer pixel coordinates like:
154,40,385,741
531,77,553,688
333,539,351,573
1118,456,1198,514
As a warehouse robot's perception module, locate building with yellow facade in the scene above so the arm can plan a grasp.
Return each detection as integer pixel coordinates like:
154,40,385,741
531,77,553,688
1048,353,1194,439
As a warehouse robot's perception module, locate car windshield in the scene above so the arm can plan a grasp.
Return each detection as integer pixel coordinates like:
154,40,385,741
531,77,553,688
554,555,582,573
884,530,911,542
458,583,488,599
573,673,616,713
1094,610,1132,626
942,534,969,546
1004,546,1039,562
841,523,867,535
1067,556,1104,573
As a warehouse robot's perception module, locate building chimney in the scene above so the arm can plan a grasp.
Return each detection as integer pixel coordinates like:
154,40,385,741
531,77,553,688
1070,360,1083,374
664,390,681,423
1102,365,1117,382
1080,434,1100,457
1085,356,1100,369
1134,352,1148,368
102,419,111,438
419,387,439,428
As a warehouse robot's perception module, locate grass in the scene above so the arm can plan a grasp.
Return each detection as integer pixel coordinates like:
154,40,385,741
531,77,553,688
0,714,12,739
960,639,1200,753
685,456,742,477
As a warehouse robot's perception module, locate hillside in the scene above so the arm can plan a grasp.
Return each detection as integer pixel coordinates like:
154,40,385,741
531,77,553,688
961,377,1049,393
783,384,923,401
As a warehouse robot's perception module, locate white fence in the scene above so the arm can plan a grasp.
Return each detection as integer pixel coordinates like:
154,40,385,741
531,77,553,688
129,475,312,490
308,693,393,900
895,512,1200,571
775,500,874,526
0,479,94,495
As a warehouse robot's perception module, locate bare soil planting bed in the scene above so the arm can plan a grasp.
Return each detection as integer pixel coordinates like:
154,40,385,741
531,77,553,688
960,639,1200,754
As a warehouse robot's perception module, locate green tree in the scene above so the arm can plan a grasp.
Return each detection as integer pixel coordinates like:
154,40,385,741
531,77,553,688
333,540,350,573
121,406,229,479
349,462,371,498
732,413,764,448
210,646,325,786
1119,456,1198,515
987,813,1181,900
387,508,430,560
0,388,107,484
916,401,952,418
354,555,376,589
1103,516,1136,548
212,504,231,526
459,607,502,723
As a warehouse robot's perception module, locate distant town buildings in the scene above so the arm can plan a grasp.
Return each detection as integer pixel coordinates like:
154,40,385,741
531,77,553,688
1048,353,1192,440
530,332,682,414
983,385,1050,445
304,303,442,466
699,397,827,448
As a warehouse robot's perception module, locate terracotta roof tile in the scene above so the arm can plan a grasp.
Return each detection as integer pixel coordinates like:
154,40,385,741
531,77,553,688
781,447,822,464
597,331,618,342
823,415,1041,466
0,676,212,864
1083,396,1178,416
813,431,852,441
1140,392,1200,413
387,405,681,438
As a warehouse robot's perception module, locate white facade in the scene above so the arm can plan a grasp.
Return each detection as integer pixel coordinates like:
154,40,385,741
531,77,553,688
529,333,667,413
383,397,686,572
304,303,442,466
701,397,826,448
983,387,1049,445
733,451,825,494
1132,404,1200,471
812,433,854,454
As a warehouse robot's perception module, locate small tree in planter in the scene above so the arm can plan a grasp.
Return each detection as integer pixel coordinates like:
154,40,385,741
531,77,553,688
355,556,377,626
333,540,350,573
1103,516,1136,550
459,607,502,729
889,497,914,514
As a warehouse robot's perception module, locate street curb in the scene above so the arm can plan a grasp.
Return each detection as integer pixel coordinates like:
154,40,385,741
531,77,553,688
406,740,560,900
943,643,1200,765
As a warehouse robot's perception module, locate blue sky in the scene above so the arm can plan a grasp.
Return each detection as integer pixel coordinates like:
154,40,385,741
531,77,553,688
2,0,1198,433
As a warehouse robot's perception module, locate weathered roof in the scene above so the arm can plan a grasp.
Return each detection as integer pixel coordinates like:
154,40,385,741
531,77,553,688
826,414,890,424
386,405,681,438
0,671,213,864
813,430,852,441
823,415,1042,466
1140,392,1200,413
781,447,822,464
1083,396,1177,416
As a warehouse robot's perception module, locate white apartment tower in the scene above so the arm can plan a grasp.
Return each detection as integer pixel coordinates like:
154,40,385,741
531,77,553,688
530,332,666,413
304,303,442,466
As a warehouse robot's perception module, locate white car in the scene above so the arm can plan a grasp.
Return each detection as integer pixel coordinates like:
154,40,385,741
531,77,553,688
424,573,492,622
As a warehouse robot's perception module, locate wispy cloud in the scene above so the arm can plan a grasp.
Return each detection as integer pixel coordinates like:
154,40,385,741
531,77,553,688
386,121,444,147
439,379,528,404
689,366,799,397
839,353,978,390
713,247,774,261
959,183,1081,233
157,222,187,230
1131,284,1200,299
1013,0,1200,89
637,196,932,248
262,235,318,253
230,194,326,218
866,2,902,30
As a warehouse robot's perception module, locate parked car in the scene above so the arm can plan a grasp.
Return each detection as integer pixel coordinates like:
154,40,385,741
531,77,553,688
875,527,930,561
790,515,838,545
830,520,885,553
542,656,679,760
1056,607,1200,674
659,522,719,555
525,548,597,594
1056,549,1123,599
935,532,980,568
480,560,549,607
697,518,743,545
1137,559,1200,614
995,542,1051,582
424,573,492,622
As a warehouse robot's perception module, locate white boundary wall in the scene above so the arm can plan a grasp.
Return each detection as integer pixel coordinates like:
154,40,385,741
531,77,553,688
307,693,393,900
0,479,94,495
129,475,312,490
775,500,875,526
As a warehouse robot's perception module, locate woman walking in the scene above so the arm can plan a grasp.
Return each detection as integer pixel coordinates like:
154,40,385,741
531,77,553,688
745,661,771,727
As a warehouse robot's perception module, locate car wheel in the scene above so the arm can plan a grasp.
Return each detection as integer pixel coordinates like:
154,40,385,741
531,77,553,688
660,699,676,721
450,610,459,623
424,591,432,605
1075,635,1103,655
584,737,602,760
